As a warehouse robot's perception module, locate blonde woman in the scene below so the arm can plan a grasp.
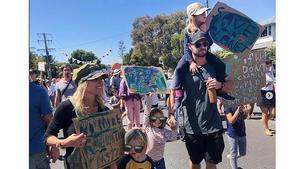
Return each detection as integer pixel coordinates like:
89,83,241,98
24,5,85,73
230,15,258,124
44,63,117,169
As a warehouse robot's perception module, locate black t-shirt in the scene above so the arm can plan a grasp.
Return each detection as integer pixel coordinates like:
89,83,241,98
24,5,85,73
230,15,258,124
173,61,223,134
224,107,246,137
44,99,109,157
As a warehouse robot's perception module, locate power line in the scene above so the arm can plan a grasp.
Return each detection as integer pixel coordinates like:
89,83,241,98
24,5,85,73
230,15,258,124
55,30,130,50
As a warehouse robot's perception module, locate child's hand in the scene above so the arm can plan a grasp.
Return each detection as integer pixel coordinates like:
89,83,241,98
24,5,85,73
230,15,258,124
189,62,199,74
167,115,177,129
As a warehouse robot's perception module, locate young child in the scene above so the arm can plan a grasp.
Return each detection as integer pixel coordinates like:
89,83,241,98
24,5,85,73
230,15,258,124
172,2,234,110
118,128,155,169
224,105,248,169
110,87,121,108
143,94,177,169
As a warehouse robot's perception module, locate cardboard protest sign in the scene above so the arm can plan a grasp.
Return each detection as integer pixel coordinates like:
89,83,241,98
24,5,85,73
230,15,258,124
72,109,125,169
222,49,267,107
121,66,168,94
206,2,264,58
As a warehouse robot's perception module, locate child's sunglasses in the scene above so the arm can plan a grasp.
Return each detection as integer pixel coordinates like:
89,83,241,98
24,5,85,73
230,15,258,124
124,144,144,153
149,116,167,123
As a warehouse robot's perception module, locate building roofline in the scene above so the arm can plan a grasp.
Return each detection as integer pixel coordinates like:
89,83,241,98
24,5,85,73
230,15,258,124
259,16,275,25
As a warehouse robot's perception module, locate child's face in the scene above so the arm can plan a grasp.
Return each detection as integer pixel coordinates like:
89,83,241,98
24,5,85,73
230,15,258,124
150,112,167,128
126,140,146,160
194,13,206,24
112,90,118,96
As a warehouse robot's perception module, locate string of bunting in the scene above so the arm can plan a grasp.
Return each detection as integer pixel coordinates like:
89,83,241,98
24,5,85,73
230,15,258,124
68,49,112,64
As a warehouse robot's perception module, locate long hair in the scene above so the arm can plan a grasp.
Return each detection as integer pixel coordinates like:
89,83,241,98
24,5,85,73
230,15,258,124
186,16,200,35
71,81,105,114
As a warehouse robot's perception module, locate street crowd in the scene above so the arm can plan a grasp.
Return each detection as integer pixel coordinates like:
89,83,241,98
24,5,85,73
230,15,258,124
29,2,275,169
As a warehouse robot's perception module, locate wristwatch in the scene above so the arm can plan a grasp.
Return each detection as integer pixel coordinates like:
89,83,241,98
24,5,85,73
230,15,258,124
55,140,65,149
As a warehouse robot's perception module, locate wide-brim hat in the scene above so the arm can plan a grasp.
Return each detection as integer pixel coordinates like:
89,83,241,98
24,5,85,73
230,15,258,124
187,2,210,17
72,63,109,86
113,69,121,75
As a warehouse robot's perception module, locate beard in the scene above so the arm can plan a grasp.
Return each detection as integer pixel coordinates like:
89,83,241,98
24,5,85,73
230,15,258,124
193,48,207,57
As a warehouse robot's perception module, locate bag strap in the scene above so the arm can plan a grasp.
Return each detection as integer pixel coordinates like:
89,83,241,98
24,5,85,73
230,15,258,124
61,80,72,97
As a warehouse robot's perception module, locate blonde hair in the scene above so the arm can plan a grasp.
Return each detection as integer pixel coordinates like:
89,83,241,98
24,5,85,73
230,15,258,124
125,128,148,149
71,81,105,114
186,16,200,35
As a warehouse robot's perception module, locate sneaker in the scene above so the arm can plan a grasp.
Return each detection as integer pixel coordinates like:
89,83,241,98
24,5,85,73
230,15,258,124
227,154,241,159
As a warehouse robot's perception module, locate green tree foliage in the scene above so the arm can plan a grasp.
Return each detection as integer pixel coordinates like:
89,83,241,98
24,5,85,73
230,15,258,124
212,49,234,59
265,44,276,63
130,11,187,69
29,50,46,69
68,49,98,65
123,48,133,65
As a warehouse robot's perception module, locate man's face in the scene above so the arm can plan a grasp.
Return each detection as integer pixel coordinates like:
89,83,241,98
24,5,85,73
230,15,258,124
30,73,37,81
63,67,72,79
189,39,209,58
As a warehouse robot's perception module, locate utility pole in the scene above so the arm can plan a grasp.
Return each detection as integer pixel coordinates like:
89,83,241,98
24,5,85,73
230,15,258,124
37,33,55,79
206,0,209,15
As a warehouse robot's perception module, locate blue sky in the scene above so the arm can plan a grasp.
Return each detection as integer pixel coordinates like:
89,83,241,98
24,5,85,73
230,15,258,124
30,0,275,65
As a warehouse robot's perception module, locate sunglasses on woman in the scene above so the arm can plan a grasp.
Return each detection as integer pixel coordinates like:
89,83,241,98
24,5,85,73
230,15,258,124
194,41,209,48
124,144,144,153
149,116,167,123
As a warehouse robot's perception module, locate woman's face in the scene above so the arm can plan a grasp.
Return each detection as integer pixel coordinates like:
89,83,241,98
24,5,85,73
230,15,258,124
85,78,103,96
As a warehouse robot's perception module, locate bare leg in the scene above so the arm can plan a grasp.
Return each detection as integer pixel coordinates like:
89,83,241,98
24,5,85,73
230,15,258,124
270,107,276,120
189,160,201,169
205,161,217,169
260,107,272,136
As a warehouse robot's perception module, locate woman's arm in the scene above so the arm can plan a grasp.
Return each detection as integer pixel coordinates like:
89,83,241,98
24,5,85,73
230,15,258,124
143,94,152,127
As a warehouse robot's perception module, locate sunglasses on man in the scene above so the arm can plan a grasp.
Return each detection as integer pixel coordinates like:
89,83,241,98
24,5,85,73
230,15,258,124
124,144,144,153
194,41,209,48
149,116,167,123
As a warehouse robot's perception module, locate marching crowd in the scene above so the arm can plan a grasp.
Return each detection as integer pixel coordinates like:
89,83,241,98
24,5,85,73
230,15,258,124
29,2,275,169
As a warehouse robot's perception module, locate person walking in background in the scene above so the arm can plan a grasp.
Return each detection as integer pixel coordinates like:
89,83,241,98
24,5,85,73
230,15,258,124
29,81,58,169
110,69,122,91
119,77,142,129
54,64,76,108
224,105,248,169
257,57,276,136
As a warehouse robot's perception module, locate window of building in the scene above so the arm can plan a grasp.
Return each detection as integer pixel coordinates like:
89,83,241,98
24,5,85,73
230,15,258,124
268,25,272,35
261,27,268,37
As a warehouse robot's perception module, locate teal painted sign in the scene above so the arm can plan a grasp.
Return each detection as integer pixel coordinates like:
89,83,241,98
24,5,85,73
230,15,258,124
73,109,125,169
122,66,168,94
206,2,263,58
